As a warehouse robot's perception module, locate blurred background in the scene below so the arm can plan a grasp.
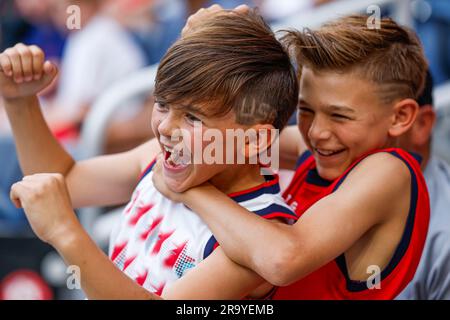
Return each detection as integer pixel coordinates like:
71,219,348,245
0,0,449,300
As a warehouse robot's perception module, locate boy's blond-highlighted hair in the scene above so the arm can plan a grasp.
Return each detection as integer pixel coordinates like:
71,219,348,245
154,10,298,130
282,15,428,104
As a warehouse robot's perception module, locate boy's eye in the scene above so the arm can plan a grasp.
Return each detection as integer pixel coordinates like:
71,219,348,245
298,107,314,114
155,101,168,111
331,113,350,120
185,113,202,123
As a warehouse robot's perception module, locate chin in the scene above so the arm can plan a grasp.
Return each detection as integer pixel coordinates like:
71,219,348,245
316,166,344,181
166,180,191,193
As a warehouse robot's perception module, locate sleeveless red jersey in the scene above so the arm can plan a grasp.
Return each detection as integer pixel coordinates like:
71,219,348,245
274,148,430,300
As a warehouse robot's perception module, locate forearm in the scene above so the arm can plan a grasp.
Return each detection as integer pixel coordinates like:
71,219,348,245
4,96,75,175
184,185,296,284
53,224,160,300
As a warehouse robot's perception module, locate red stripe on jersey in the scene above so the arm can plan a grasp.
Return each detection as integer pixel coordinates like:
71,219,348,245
140,215,163,241
124,190,140,215
152,230,174,255
129,203,154,226
111,242,127,261
123,256,137,271
164,241,188,268
135,270,148,286
154,282,165,296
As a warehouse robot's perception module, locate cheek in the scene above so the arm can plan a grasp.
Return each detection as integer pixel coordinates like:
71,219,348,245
151,111,162,137
180,127,195,155
298,120,311,144
336,122,382,152
335,125,363,148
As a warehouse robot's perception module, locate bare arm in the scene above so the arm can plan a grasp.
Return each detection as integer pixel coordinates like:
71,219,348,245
55,225,160,300
162,247,267,299
164,153,411,286
10,173,269,300
279,125,307,169
56,226,266,300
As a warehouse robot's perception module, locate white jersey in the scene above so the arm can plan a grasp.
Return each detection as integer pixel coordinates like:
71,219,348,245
109,160,297,295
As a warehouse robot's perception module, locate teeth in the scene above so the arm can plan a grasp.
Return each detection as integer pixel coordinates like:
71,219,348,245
172,146,190,166
163,145,172,153
316,148,341,156
162,144,190,166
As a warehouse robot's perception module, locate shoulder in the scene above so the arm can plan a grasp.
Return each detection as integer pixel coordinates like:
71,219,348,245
344,151,412,189
333,151,413,220
131,138,161,173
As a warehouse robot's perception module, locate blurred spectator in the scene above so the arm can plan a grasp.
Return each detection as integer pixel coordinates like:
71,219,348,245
44,0,147,142
0,0,66,62
396,71,450,299
413,0,450,84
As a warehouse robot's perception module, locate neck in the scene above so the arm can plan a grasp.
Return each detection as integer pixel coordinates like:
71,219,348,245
210,164,266,195
417,142,431,170
389,137,431,171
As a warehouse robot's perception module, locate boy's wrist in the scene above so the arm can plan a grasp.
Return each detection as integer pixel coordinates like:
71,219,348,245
3,95,37,109
183,183,217,207
50,221,86,254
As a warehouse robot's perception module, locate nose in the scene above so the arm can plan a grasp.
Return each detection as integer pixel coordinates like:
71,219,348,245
308,114,332,142
157,111,180,140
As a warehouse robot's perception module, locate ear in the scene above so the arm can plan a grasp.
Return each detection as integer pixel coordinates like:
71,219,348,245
244,124,277,160
388,98,419,138
409,105,436,146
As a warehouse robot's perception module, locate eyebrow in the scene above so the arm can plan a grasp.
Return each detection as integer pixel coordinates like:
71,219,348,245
181,104,210,117
298,99,356,114
326,105,355,114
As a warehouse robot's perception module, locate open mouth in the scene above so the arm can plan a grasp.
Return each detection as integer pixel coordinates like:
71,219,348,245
314,148,346,157
162,145,190,169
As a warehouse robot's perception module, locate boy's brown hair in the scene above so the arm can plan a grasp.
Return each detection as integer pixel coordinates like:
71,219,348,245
282,15,428,104
154,10,298,130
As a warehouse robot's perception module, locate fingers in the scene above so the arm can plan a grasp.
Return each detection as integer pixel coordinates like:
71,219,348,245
0,53,13,77
182,4,224,37
208,4,222,12
4,47,24,83
0,44,49,83
43,60,56,75
182,4,252,37
235,4,250,13
15,43,33,82
10,181,30,209
29,45,45,80
22,173,65,186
